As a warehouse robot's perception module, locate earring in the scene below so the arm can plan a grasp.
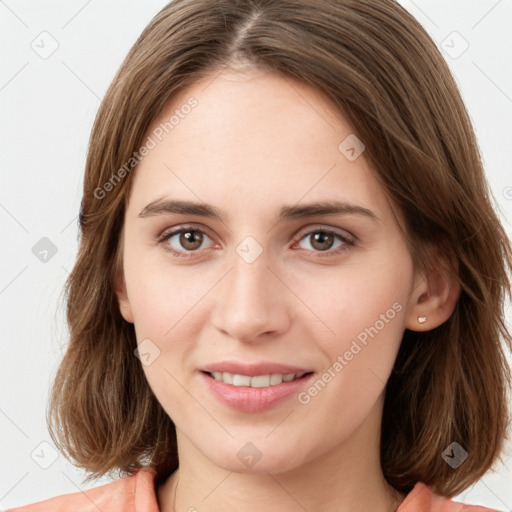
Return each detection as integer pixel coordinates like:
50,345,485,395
417,315,427,324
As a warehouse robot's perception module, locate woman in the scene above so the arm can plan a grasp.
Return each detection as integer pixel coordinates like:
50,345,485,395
8,0,511,511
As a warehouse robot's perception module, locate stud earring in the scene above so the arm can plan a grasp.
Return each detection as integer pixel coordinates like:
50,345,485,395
417,316,427,324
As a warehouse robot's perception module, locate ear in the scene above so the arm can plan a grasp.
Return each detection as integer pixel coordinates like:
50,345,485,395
405,251,460,332
113,270,134,324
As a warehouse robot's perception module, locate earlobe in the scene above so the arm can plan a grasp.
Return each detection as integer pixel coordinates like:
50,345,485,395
113,271,134,324
405,263,460,332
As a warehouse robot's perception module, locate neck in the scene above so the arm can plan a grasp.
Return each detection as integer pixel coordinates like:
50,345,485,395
157,398,405,512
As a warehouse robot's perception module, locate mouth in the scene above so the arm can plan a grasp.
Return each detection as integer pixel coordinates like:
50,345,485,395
203,370,313,387
199,369,315,413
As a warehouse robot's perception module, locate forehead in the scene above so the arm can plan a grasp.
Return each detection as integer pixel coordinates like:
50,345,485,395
127,69,390,222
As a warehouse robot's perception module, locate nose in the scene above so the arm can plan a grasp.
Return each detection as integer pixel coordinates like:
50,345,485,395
210,250,291,344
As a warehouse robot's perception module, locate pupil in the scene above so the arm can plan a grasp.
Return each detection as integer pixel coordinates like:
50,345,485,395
181,230,203,250
312,232,333,251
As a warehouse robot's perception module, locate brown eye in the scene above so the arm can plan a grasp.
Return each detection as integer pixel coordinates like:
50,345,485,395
158,227,215,256
179,230,204,250
309,232,335,251
295,228,354,256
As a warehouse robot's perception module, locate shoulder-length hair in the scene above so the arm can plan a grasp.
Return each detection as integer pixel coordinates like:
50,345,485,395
48,0,512,496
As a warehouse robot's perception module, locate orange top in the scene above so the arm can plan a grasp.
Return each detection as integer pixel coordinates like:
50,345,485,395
6,467,501,512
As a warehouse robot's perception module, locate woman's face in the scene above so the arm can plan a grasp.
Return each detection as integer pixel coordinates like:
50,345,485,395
117,68,422,473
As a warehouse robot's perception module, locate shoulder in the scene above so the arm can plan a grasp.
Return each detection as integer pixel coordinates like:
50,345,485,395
5,467,159,512
399,482,502,512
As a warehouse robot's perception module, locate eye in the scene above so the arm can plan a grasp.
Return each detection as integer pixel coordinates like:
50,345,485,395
293,227,355,256
158,226,216,257
157,225,355,259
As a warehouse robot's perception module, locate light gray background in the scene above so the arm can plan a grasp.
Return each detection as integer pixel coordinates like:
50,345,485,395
1,0,511,510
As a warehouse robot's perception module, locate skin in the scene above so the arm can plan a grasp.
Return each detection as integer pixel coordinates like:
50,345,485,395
115,67,460,512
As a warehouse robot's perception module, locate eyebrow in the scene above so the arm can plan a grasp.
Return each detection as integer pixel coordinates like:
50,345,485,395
138,198,378,223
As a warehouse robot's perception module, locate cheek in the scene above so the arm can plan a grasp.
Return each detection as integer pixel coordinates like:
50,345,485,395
294,249,412,383
300,250,411,332
124,247,208,341
125,263,210,417
290,265,409,434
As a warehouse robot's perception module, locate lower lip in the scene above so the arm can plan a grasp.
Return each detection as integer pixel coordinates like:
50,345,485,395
200,371,315,413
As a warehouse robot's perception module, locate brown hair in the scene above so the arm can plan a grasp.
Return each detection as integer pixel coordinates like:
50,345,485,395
48,0,512,496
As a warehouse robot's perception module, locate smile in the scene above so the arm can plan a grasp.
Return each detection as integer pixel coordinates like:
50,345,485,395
200,370,315,413
208,371,308,387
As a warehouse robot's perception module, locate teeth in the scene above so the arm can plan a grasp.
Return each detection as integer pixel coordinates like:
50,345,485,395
251,375,270,387
209,372,305,387
232,374,251,386
270,374,283,385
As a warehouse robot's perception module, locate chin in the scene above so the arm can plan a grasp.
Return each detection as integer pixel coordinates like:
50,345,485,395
198,436,312,475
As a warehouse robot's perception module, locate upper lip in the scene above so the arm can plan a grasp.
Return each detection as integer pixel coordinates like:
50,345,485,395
201,361,313,377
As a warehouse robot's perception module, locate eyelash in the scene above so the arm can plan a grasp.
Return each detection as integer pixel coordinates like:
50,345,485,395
156,224,356,259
